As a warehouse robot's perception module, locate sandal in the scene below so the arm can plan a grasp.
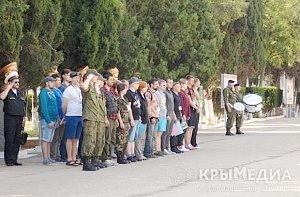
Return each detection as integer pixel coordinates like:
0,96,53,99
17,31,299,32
66,161,79,166
74,160,83,165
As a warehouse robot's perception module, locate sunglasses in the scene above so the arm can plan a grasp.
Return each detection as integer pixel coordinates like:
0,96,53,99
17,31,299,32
14,81,20,84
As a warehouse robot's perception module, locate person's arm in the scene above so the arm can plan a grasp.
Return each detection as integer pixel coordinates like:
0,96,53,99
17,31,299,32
0,83,13,100
62,97,68,115
81,74,94,92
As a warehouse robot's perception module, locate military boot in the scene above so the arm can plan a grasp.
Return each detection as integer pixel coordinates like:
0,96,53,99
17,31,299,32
82,157,97,171
91,157,100,170
117,152,130,164
225,128,235,136
95,156,107,168
236,127,244,135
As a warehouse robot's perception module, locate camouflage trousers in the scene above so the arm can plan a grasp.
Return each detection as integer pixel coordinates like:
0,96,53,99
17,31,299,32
226,110,236,129
81,120,105,157
115,124,130,158
236,113,243,128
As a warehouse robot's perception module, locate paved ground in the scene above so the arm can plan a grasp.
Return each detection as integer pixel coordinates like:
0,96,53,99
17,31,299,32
1,117,300,197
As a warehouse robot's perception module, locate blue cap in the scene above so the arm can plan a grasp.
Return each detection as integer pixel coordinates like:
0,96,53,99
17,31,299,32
44,76,57,83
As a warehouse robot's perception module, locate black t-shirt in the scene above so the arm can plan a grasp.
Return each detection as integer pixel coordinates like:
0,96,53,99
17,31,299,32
138,92,149,124
125,89,141,120
173,92,181,120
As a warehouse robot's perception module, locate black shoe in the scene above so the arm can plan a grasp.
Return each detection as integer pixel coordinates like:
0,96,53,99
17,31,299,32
6,163,13,166
145,154,158,158
127,156,137,162
171,148,183,154
117,158,130,164
236,131,244,135
13,162,23,166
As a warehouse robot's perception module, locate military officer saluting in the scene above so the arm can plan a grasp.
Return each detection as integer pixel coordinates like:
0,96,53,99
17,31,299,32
223,80,236,136
234,83,244,135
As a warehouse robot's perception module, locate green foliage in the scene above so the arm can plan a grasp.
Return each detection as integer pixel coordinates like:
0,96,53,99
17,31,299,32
19,0,64,88
0,0,28,58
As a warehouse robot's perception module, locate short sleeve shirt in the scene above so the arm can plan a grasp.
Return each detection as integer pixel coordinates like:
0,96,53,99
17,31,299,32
63,85,83,116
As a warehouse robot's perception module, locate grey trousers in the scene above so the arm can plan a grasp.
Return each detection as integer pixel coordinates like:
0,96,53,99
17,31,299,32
135,124,147,158
161,117,175,151
50,124,65,160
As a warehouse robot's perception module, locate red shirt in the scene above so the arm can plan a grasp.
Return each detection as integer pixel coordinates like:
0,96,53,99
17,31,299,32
178,90,191,119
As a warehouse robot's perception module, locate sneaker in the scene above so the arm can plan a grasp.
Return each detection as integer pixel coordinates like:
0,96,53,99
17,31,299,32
193,145,201,149
48,158,57,163
185,144,195,150
167,149,176,155
154,151,164,157
163,149,170,155
178,146,190,152
105,159,119,166
43,160,51,165
144,154,157,158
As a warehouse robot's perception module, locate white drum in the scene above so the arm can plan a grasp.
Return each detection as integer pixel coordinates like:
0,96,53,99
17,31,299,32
245,103,263,113
243,93,263,113
243,94,262,106
233,102,245,114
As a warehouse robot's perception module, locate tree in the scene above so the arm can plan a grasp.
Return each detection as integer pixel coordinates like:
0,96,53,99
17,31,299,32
19,0,63,88
0,0,28,60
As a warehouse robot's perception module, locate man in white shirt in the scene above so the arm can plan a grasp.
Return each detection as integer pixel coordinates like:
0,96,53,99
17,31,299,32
62,72,83,166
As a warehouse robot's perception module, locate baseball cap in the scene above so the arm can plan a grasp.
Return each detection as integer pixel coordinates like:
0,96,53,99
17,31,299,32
128,77,141,84
228,80,235,83
44,76,57,83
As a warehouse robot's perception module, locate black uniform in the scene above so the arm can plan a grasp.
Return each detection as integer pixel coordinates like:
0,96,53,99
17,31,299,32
3,89,25,165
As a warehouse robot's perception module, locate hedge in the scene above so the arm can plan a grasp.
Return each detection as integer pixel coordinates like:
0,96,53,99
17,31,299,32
211,86,282,116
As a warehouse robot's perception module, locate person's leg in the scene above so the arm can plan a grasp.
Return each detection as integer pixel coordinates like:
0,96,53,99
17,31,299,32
155,132,162,152
12,117,22,163
4,115,17,165
41,141,48,161
59,131,67,161
73,118,82,161
101,120,111,161
191,112,200,147
144,121,155,156
109,119,117,158
50,126,60,160
66,139,73,162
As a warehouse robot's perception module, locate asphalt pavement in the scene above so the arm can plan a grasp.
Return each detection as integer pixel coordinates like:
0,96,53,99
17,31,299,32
1,116,300,197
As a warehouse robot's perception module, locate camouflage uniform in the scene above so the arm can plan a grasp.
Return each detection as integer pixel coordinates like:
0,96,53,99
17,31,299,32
235,91,243,128
81,84,106,161
115,97,130,159
223,87,236,131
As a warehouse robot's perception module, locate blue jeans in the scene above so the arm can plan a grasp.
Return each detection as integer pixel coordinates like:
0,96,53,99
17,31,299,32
144,120,157,156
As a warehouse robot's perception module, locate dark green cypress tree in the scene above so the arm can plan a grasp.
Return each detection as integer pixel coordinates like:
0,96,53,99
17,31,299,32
0,0,28,60
19,0,63,88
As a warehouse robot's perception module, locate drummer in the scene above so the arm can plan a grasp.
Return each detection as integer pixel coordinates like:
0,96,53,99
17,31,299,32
234,84,244,135
223,80,236,136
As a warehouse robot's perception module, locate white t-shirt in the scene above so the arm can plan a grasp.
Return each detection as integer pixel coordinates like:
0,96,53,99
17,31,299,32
63,85,82,116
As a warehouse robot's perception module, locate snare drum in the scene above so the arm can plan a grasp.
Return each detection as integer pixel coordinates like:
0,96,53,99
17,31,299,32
233,102,245,114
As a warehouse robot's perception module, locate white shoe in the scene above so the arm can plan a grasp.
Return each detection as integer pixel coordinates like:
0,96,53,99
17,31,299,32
163,149,170,155
105,159,119,166
167,149,175,155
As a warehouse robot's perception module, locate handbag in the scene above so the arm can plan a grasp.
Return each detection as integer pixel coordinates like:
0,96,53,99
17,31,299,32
181,120,188,130
171,121,184,136
20,129,28,145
